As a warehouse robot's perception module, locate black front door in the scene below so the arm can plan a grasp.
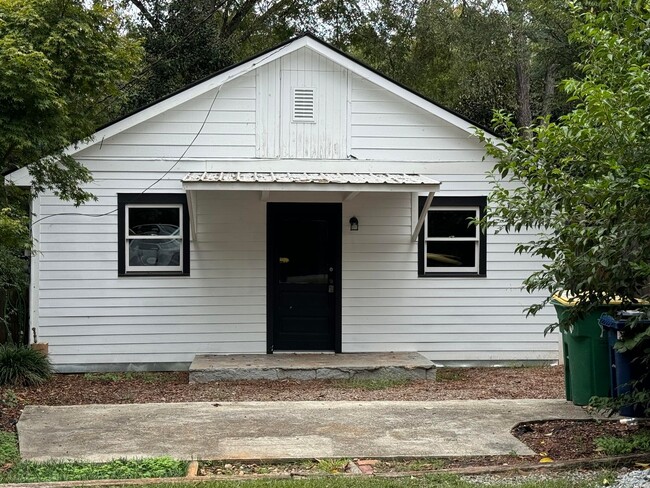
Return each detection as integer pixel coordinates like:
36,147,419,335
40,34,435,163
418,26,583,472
267,203,341,352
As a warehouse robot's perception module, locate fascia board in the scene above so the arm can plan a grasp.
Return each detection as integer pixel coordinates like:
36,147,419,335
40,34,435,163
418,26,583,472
4,166,31,186
302,39,499,145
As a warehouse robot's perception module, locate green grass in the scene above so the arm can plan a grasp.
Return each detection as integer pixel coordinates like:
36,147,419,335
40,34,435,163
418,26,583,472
0,431,19,465
316,458,349,473
0,456,188,483
595,430,650,455
332,378,412,390
104,473,609,488
83,371,169,383
387,458,447,471
0,430,187,483
435,369,466,382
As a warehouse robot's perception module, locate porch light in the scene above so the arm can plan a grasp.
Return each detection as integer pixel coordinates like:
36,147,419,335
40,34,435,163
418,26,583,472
349,216,359,231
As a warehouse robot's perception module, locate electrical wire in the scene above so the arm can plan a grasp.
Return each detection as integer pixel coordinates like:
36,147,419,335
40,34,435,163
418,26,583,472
31,83,223,226
30,44,289,227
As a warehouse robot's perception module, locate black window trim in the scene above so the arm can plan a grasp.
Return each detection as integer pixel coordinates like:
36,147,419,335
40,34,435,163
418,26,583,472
418,196,487,278
118,193,190,277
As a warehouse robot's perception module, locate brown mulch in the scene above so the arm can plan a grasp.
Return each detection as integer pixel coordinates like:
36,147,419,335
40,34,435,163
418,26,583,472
513,419,650,460
0,366,564,433
4,366,647,465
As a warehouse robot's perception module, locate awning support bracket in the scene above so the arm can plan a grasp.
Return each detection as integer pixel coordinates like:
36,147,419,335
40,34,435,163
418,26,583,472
186,190,197,242
411,191,436,242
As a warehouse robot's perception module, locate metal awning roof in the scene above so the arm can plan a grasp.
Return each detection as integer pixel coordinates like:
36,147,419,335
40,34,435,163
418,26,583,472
181,171,441,243
182,172,440,193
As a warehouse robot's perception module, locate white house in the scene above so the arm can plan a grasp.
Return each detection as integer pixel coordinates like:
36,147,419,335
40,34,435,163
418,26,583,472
7,34,557,372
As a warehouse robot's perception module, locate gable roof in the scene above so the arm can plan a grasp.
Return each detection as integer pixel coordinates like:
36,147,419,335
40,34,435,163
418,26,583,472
71,33,499,156
4,33,500,186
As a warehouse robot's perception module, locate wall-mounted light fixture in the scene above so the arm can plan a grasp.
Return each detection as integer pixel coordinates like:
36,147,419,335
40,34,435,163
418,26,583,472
349,216,359,231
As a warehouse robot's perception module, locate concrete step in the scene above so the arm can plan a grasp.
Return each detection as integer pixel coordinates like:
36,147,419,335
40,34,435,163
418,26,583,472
189,352,436,383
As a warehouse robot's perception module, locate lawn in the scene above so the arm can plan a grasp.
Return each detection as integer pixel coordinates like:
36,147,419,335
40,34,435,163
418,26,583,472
104,473,611,488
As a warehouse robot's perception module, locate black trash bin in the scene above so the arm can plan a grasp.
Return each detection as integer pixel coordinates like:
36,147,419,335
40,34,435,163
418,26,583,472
599,313,650,417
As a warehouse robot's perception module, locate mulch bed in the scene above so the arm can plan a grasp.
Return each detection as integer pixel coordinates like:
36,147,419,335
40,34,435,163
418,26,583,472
0,366,564,432
513,419,650,460
3,366,647,465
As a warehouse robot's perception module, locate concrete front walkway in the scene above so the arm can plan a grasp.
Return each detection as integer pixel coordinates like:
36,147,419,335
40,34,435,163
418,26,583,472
17,400,595,463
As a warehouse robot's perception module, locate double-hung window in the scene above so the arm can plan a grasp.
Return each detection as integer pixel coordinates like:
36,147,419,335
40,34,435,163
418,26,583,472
418,196,487,277
118,194,190,276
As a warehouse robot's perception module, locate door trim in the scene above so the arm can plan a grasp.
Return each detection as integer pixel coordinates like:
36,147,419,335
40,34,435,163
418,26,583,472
266,203,342,354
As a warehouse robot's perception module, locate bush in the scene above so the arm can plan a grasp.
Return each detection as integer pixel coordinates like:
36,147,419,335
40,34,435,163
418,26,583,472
0,344,52,386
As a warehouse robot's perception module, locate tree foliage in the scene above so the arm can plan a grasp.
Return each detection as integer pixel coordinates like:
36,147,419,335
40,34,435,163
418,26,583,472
480,0,650,412
330,0,577,129
0,0,142,201
409,0,517,128
0,0,141,342
124,0,309,109
480,0,650,317
121,0,578,129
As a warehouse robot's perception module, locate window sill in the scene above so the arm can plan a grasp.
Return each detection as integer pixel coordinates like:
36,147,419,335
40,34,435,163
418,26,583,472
418,272,486,278
118,271,189,277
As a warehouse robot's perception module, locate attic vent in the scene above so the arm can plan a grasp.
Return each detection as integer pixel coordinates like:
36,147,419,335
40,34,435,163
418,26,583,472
292,88,316,122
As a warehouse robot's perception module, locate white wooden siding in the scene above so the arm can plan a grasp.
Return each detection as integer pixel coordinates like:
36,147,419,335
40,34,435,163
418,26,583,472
340,192,556,364
256,48,348,159
76,74,257,160
350,74,486,161
29,45,558,371
36,189,267,370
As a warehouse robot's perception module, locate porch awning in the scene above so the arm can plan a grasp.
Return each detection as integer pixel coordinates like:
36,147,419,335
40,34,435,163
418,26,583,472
181,172,440,193
181,172,441,242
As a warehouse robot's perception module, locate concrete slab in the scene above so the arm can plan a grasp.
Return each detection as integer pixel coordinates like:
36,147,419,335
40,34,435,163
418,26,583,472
17,400,595,463
189,352,435,382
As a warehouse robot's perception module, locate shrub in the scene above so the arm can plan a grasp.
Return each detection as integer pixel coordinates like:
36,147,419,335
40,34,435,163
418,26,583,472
0,344,52,386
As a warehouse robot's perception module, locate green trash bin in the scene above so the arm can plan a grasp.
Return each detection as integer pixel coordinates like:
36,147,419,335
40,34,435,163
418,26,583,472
552,294,612,406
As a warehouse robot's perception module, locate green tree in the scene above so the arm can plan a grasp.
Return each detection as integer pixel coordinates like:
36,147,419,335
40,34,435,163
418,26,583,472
479,0,650,408
124,0,308,109
1,0,141,201
0,0,141,342
408,0,516,128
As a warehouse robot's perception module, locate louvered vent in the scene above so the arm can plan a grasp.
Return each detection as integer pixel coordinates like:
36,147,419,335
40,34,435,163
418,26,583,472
292,88,315,122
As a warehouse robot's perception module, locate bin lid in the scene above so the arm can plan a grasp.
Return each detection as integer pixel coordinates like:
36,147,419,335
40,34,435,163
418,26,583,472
552,292,647,307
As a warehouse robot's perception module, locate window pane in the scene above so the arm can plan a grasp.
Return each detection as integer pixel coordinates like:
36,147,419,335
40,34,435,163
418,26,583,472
427,209,476,238
426,241,476,268
277,218,329,284
129,207,180,236
129,238,181,267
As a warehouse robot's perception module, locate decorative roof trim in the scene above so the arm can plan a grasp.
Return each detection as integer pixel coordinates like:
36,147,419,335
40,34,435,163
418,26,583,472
182,172,441,193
